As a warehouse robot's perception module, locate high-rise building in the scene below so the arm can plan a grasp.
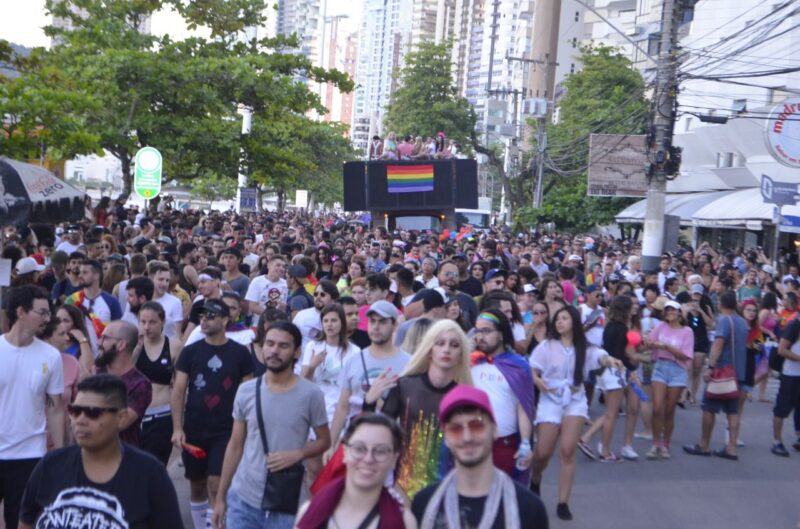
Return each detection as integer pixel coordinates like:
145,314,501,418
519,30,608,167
274,0,322,64
319,16,358,130
410,0,456,46
351,0,413,156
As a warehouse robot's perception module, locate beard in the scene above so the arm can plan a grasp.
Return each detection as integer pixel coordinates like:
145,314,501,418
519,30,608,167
265,356,294,373
94,346,118,368
130,302,141,316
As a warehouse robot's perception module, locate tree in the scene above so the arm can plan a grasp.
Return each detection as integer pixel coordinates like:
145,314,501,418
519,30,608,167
6,0,354,195
190,173,237,208
516,45,650,232
384,41,476,151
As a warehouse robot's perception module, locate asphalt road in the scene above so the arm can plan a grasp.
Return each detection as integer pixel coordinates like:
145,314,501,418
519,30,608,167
166,376,798,529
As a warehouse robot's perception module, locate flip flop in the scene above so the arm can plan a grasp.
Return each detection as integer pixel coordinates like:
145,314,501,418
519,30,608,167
712,449,738,461
578,440,597,460
682,444,711,457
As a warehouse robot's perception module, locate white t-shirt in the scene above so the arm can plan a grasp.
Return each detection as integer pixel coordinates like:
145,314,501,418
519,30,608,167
579,303,606,348
293,307,322,351
470,362,519,437
301,341,360,423
512,322,526,343
117,278,130,312
121,309,139,327
416,275,439,289
153,293,184,338
185,326,256,347
55,240,81,254
0,336,64,459
243,252,260,272
245,275,288,310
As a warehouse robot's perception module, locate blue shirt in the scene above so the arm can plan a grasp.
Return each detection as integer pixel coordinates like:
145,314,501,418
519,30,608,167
714,313,748,382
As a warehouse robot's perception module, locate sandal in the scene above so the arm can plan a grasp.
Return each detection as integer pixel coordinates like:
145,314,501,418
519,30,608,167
577,440,597,461
682,444,711,457
712,448,738,461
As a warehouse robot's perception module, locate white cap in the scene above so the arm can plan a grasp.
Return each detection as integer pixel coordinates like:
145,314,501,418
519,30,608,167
568,254,582,262
664,300,682,311
16,257,45,275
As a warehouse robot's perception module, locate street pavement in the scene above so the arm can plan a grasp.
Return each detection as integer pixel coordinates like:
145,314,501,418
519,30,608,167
167,376,798,529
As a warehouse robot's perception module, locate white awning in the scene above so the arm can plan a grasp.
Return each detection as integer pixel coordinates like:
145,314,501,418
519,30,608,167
692,187,800,230
615,191,734,225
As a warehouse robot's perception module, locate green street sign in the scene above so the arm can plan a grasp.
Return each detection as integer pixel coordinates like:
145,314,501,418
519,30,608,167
133,147,162,200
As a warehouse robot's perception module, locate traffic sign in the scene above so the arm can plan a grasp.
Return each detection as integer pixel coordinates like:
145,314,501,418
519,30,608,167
760,174,799,206
133,147,162,200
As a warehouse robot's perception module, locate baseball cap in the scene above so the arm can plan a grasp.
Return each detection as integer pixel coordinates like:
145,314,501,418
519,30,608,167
568,254,582,262
484,268,507,283
201,298,230,318
439,384,496,424
608,273,621,282
366,300,400,320
761,264,775,275
220,247,242,260
523,284,538,294
157,235,173,245
15,257,45,275
690,283,704,295
585,284,600,294
664,300,682,311
199,266,222,281
287,264,307,278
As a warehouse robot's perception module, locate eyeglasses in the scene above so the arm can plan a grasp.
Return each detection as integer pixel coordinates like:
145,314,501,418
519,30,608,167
444,417,487,439
31,309,51,318
67,404,119,419
314,292,329,297
442,271,458,278
345,442,395,462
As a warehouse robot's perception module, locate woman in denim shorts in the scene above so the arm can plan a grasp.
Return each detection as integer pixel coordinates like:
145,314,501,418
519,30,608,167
642,301,694,459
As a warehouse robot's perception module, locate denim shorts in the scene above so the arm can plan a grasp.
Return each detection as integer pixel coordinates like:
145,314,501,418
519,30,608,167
226,490,295,529
652,359,688,388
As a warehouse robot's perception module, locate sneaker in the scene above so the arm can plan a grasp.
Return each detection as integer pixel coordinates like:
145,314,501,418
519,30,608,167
771,443,791,457
598,452,622,463
634,431,653,441
556,502,573,521
659,446,672,459
621,445,639,460
577,440,597,461
646,446,659,460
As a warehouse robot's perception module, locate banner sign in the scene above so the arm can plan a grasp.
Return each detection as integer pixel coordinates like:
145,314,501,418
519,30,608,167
587,134,648,197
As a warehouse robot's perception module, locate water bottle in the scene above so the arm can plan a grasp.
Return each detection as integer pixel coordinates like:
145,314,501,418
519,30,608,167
630,382,649,402
516,439,532,470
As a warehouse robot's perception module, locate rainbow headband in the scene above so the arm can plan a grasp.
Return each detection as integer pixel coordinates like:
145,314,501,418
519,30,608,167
478,312,501,326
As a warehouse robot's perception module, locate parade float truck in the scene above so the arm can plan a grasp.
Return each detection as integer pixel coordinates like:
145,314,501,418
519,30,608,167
342,159,479,232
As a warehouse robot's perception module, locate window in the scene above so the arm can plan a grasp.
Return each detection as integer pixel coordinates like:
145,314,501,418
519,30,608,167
574,11,580,21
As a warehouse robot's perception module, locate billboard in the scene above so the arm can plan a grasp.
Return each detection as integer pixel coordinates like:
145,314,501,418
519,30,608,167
587,134,648,197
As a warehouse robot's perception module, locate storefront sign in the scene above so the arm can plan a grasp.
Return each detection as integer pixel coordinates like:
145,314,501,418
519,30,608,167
766,98,800,168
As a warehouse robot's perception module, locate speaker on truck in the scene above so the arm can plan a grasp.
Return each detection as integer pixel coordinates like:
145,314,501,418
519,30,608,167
342,162,367,211
454,159,478,209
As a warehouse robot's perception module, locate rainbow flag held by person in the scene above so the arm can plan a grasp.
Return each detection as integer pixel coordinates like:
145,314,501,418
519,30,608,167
387,165,434,193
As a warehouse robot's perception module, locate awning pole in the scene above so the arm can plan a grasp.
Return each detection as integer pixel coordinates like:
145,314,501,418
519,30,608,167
774,205,783,272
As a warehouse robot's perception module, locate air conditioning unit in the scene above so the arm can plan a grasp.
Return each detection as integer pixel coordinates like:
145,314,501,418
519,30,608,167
523,98,548,118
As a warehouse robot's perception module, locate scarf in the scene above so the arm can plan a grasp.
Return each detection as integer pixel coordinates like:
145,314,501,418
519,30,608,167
419,468,519,529
295,478,405,529
471,350,536,424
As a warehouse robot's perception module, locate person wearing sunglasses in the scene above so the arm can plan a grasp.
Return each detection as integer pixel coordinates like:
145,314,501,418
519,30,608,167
295,413,414,529
412,385,547,529
172,298,254,529
19,374,183,529
293,280,340,353
0,286,65,529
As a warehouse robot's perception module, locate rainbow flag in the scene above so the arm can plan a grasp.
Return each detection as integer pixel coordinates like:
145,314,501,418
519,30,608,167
387,164,434,193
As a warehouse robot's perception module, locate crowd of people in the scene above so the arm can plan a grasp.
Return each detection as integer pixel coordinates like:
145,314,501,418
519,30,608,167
368,132,465,161
2,194,800,529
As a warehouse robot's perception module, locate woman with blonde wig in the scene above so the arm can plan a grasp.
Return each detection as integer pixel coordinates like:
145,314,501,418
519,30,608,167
362,319,472,497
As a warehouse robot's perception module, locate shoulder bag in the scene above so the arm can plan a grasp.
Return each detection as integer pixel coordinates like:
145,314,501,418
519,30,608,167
704,316,740,400
255,379,306,514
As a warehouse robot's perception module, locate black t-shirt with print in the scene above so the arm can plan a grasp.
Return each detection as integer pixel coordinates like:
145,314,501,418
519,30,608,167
411,480,548,529
175,339,253,435
20,444,183,529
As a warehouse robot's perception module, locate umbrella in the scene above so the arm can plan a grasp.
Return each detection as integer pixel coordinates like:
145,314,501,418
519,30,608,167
0,157,86,227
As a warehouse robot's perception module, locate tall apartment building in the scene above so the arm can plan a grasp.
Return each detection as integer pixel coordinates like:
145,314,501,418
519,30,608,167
274,0,322,64
319,16,358,131
351,0,413,155
410,0,456,46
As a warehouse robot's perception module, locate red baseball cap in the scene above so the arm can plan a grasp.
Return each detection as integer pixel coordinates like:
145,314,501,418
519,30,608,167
439,384,495,424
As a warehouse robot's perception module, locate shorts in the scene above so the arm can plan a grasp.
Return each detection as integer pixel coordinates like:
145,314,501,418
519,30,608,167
652,360,688,388
140,411,173,466
535,391,589,425
182,431,230,481
226,490,295,529
701,395,738,415
596,367,625,392
773,374,800,418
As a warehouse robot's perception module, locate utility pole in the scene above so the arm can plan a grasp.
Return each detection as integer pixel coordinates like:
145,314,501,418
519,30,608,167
641,0,680,272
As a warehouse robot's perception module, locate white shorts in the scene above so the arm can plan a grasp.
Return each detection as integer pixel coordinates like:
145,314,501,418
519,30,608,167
535,391,589,425
595,367,625,392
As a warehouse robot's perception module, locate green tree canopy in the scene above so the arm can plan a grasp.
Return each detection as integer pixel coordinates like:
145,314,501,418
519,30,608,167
384,40,476,150
517,45,649,232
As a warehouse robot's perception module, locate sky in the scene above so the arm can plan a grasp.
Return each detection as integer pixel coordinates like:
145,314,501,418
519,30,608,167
0,0,361,49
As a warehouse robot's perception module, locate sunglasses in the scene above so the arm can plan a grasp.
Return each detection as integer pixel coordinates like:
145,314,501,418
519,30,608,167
444,417,487,439
67,404,119,419
200,312,221,319
314,292,329,297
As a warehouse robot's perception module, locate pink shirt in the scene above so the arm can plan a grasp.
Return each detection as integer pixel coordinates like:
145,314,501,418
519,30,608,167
61,353,81,404
649,322,694,369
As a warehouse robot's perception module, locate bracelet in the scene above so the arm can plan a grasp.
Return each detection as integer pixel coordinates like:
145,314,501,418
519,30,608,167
79,338,89,344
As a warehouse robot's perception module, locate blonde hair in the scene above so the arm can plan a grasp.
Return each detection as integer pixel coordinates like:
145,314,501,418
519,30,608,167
402,319,473,384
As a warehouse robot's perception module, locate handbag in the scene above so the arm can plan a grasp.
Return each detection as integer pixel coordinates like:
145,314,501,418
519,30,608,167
255,379,306,514
704,316,741,400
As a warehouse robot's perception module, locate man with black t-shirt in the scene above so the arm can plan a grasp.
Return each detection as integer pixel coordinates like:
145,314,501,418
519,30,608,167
19,374,183,529
171,299,254,529
412,385,548,529
183,266,223,342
